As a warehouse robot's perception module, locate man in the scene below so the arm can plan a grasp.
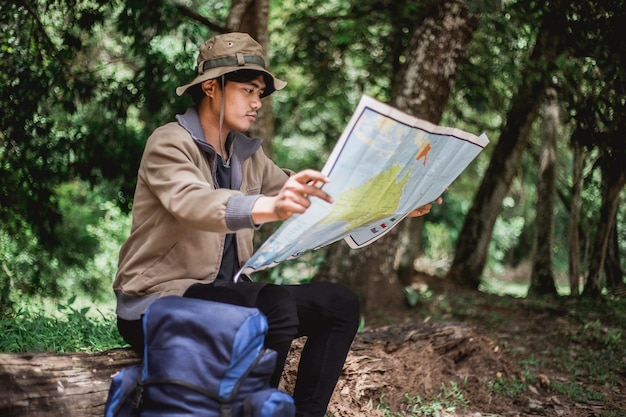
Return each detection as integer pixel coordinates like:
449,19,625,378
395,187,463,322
114,32,359,417
114,32,436,417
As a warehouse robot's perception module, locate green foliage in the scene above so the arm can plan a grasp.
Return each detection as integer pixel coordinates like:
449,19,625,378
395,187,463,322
445,7,527,130
487,212,526,274
487,356,607,404
0,223,47,311
403,284,434,308
575,319,623,350
0,0,207,247
0,295,125,353
370,382,469,416
265,251,326,285
53,181,102,266
0,180,131,313
549,380,606,403
270,0,436,169
484,344,611,404
1,0,111,246
422,222,454,267
485,372,528,398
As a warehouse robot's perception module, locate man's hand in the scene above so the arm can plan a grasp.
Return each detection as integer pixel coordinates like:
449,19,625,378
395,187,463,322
252,169,334,224
407,195,444,218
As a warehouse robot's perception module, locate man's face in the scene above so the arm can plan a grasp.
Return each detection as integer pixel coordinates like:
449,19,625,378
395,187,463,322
221,75,266,132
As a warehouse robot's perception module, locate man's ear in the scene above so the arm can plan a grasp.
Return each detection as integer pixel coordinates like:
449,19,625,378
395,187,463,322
202,79,217,98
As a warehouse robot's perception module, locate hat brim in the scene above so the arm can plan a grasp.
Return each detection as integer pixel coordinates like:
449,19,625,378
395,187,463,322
175,64,286,97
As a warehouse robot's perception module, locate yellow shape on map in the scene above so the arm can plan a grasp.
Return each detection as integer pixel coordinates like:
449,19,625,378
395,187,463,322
321,164,410,230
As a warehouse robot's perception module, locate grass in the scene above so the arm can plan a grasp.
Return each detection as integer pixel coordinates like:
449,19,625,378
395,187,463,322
368,381,469,417
0,295,126,353
398,274,626,415
469,292,623,412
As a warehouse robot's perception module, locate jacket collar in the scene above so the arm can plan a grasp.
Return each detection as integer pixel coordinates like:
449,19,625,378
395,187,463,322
175,107,263,161
175,107,264,190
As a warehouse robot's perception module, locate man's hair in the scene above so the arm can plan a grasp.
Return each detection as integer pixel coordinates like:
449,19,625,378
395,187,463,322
189,69,269,107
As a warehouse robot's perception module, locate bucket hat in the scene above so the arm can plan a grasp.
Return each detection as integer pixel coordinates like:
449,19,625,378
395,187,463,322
175,32,286,97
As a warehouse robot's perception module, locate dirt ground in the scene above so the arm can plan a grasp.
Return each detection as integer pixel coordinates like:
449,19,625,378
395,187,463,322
283,273,626,416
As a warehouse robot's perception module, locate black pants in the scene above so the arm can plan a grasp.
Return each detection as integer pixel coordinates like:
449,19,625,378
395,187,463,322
117,281,360,417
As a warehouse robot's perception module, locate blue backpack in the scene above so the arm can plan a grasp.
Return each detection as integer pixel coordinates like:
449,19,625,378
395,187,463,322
104,296,295,417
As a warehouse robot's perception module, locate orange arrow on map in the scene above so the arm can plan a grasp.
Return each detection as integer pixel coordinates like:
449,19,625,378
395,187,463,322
415,141,432,166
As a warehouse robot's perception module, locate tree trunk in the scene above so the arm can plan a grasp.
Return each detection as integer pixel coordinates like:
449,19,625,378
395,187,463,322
604,221,624,292
396,217,425,286
392,1,479,287
583,148,626,296
446,2,565,289
568,140,586,296
315,239,404,315
529,89,559,296
317,0,479,314
227,0,275,157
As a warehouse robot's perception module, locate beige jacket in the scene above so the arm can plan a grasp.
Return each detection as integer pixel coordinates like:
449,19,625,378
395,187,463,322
113,108,289,319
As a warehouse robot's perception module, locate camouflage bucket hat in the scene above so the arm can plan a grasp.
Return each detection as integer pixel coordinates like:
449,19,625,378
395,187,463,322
175,32,286,98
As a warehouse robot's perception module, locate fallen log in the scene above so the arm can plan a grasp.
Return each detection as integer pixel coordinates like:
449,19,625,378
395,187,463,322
0,348,140,417
0,321,516,417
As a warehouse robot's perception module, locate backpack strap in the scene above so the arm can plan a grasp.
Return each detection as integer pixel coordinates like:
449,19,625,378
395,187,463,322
130,380,144,415
242,396,253,417
220,403,233,417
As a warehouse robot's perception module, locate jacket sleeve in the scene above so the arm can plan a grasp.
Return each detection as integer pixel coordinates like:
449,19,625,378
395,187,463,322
223,144,291,230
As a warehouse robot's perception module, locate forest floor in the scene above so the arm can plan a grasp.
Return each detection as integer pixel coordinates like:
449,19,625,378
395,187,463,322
322,271,626,417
